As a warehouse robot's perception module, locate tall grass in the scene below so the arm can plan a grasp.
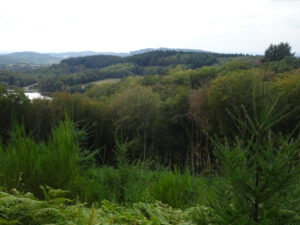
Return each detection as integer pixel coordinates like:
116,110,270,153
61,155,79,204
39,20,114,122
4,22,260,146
0,119,81,197
0,120,213,208
39,119,80,189
0,123,41,191
70,140,211,207
71,140,164,204
147,169,210,209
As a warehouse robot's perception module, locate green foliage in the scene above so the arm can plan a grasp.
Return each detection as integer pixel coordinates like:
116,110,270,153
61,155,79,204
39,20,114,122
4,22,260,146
0,190,197,225
207,70,276,137
222,57,255,71
85,81,120,102
58,139,213,207
111,86,160,159
148,170,203,209
212,90,300,224
71,140,164,204
40,185,72,204
265,56,300,73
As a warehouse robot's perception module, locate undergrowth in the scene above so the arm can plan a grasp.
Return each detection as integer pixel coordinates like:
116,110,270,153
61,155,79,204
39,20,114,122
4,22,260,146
0,119,211,209
0,119,81,198
0,188,200,225
1,116,300,224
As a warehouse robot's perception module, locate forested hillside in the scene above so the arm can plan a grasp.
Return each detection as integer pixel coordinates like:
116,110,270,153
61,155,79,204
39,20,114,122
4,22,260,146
1,43,300,224
29,50,244,92
0,49,244,91
0,52,60,65
0,70,37,87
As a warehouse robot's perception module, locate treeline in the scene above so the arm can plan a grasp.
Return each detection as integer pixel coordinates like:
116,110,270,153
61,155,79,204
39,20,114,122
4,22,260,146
43,50,242,74
31,50,244,92
125,50,232,68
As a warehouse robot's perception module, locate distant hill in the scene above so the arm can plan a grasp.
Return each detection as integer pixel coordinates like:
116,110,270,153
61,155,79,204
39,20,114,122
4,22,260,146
0,48,211,64
128,48,207,56
0,51,12,55
49,48,209,58
48,51,102,59
32,49,243,92
36,49,231,76
0,48,210,66
0,52,60,65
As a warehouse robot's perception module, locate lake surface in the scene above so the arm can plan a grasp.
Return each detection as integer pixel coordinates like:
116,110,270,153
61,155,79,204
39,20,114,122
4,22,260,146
25,92,51,100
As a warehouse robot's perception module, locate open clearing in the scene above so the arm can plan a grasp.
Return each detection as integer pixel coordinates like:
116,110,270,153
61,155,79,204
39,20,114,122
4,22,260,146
91,78,121,85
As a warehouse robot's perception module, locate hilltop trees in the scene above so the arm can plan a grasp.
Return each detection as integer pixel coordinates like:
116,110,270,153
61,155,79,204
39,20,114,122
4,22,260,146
263,42,294,62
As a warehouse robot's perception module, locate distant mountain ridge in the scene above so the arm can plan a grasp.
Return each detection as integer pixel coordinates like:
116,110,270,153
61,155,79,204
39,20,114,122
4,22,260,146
48,51,102,59
0,52,60,65
47,48,208,58
0,48,210,66
128,48,207,55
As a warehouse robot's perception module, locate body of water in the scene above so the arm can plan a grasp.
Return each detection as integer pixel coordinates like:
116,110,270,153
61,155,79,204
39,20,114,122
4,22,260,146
25,92,51,100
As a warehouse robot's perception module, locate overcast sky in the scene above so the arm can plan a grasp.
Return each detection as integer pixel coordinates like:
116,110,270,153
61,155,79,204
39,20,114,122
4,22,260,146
0,0,300,54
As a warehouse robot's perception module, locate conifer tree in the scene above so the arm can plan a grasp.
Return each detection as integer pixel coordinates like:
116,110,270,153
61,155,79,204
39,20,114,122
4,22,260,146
263,42,294,62
212,85,300,224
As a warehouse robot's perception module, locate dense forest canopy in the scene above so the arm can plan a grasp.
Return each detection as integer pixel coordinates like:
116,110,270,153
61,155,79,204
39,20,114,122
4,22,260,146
60,50,241,70
24,50,244,92
1,44,299,168
0,49,246,92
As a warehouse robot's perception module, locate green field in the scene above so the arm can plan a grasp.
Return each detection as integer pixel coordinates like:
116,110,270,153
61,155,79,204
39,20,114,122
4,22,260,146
90,78,121,85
